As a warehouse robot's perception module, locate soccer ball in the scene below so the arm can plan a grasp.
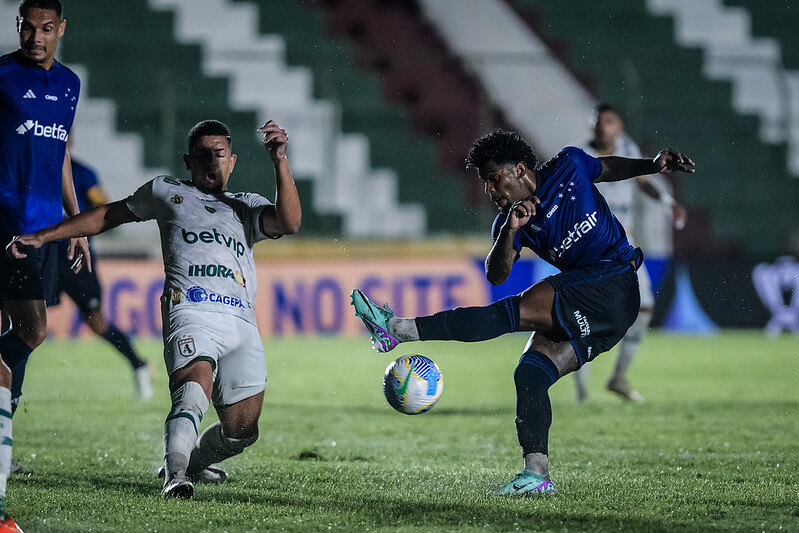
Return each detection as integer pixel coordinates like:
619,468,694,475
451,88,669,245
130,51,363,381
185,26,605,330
382,354,443,415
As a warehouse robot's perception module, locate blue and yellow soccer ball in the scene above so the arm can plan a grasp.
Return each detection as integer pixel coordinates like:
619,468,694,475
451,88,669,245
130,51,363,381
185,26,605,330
382,354,443,415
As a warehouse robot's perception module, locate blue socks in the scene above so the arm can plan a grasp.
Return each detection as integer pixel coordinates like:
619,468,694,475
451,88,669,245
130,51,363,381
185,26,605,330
102,324,146,369
514,350,559,455
415,295,520,342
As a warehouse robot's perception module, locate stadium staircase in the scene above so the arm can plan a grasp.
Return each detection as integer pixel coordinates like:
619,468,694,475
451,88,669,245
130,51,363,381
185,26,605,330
305,0,508,188
508,0,798,255
229,0,484,233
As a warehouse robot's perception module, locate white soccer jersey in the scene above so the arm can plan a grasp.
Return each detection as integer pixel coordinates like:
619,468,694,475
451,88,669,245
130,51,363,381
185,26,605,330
126,175,272,324
581,135,642,229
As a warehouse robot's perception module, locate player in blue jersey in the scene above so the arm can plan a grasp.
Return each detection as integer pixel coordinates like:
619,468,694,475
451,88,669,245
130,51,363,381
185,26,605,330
0,0,88,524
54,146,152,399
351,130,694,496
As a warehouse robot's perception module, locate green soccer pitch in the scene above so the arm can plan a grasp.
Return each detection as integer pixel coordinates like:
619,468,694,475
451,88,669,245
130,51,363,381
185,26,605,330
7,331,798,532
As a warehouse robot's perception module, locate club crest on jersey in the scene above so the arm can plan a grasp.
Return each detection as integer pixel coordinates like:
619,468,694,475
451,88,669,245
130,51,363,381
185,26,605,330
171,288,182,305
171,195,183,204
177,337,196,356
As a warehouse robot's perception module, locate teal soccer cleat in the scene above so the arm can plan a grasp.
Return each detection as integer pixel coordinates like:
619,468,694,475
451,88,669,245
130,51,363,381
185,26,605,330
350,289,400,353
493,470,557,496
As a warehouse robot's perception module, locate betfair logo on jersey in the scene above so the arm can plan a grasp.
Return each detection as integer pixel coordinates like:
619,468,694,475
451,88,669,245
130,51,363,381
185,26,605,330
188,264,246,287
186,286,246,308
181,228,245,257
550,211,598,258
15,120,68,141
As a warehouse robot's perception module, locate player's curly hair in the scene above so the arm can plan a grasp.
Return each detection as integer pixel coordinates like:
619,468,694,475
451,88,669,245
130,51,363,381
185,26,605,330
465,130,539,172
187,120,231,152
18,0,62,18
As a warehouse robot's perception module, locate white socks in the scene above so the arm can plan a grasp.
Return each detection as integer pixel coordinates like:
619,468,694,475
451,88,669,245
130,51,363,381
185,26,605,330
187,421,258,476
611,309,652,382
0,387,12,499
164,381,209,480
389,317,419,342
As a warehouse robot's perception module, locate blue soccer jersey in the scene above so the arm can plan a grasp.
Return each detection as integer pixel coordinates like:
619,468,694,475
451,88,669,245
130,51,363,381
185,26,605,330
492,147,636,271
0,50,80,234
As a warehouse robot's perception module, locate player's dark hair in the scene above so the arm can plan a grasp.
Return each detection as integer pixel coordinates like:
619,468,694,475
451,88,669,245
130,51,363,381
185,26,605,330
18,0,63,18
187,120,232,152
595,103,623,120
465,130,539,172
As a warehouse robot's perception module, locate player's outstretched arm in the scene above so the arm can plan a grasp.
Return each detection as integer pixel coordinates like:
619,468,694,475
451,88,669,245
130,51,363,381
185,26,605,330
595,148,695,183
6,200,137,260
257,120,301,238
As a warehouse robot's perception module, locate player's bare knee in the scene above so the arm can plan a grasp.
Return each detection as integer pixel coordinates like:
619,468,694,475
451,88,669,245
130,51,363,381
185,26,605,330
18,324,47,349
169,360,214,396
221,415,260,441
0,359,11,389
222,425,259,452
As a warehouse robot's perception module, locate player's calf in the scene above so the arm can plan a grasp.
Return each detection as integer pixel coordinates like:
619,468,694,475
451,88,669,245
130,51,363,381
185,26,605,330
187,421,258,478
163,380,209,498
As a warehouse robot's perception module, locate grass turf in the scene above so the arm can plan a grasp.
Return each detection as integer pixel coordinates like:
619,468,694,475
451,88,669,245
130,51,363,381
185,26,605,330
7,331,798,532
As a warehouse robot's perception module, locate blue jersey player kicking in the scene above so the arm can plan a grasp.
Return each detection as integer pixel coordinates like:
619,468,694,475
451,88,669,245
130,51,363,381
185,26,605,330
0,0,88,527
351,130,695,496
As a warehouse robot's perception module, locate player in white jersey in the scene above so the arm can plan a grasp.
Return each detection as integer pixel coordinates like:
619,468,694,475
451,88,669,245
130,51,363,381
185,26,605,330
574,104,686,402
7,119,301,499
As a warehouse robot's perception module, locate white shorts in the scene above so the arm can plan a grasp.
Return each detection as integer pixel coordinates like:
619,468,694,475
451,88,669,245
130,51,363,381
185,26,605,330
162,308,266,407
637,262,654,309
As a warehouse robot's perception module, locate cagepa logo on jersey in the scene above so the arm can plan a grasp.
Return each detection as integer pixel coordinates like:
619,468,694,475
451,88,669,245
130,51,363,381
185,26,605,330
15,119,68,141
186,286,247,309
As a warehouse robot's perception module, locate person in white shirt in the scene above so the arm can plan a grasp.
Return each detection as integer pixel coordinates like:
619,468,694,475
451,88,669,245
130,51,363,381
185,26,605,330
8,119,301,499
575,104,686,402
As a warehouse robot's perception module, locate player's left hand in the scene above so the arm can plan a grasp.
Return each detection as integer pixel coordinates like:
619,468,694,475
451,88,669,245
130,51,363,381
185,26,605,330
654,149,695,174
258,120,288,164
67,236,91,273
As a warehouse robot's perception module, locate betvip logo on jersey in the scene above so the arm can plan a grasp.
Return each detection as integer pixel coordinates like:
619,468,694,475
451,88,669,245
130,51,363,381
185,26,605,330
15,119,68,141
181,228,246,258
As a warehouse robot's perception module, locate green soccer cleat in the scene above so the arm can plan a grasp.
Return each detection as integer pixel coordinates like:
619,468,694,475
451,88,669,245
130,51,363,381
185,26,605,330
350,289,400,353
493,469,557,496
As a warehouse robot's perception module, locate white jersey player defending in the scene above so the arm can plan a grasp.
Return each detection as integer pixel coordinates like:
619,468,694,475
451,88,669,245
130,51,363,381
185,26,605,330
574,104,686,402
8,119,301,498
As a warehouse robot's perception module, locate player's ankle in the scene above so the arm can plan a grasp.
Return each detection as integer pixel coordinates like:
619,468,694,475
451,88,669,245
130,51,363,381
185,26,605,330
389,317,419,342
523,452,549,478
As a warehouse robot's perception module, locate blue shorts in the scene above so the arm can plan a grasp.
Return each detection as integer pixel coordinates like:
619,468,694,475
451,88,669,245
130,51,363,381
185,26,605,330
0,233,59,307
57,240,102,315
546,254,642,366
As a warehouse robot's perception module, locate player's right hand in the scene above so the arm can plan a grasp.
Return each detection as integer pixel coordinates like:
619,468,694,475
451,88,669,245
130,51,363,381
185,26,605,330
507,197,540,229
5,234,43,260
